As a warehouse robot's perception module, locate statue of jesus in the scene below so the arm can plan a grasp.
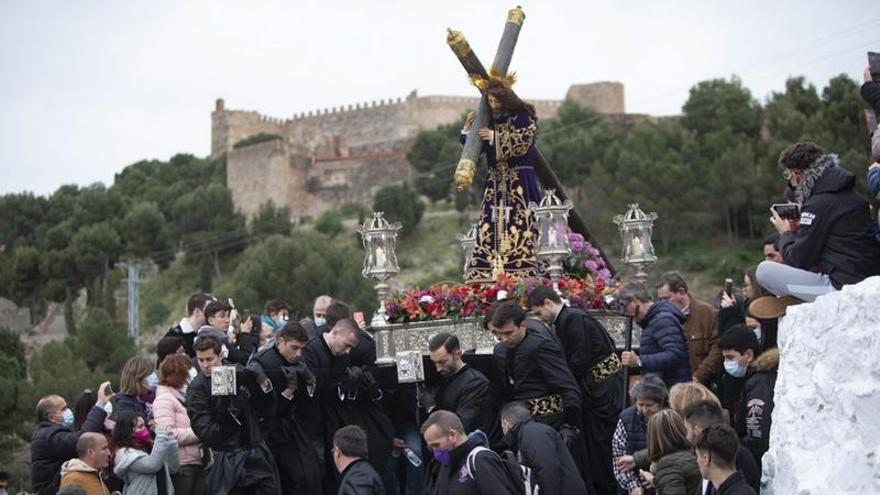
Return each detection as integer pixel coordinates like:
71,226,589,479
456,78,542,283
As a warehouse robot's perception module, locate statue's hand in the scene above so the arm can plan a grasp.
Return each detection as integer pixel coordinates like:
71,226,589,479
454,160,475,191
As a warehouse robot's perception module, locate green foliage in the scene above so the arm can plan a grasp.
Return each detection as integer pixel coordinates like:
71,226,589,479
123,202,171,258
372,183,425,234
233,133,283,149
406,115,466,202
314,211,345,237
145,300,171,327
251,200,293,237
73,308,137,375
218,232,375,318
24,341,107,418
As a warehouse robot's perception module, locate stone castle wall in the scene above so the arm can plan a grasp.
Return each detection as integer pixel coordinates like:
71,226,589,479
218,82,627,222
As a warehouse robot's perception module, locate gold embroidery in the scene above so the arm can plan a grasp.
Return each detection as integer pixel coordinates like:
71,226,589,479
527,394,563,417
592,353,623,382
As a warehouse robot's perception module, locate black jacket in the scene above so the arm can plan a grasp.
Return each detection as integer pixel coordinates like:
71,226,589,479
437,434,519,495
714,471,757,495
433,364,493,435
338,458,385,495
778,164,880,288
508,419,587,495
737,348,779,467
493,328,582,429
186,364,275,451
553,306,617,382
249,344,305,445
165,322,197,358
638,301,693,387
30,406,106,495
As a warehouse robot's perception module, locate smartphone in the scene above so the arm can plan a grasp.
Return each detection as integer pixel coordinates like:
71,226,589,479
106,383,114,395
771,203,800,220
866,110,878,136
353,311,366,329
724,278,733,298
869,51,880,82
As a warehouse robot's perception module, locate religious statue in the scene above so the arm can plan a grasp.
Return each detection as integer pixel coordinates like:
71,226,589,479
455,75,542,283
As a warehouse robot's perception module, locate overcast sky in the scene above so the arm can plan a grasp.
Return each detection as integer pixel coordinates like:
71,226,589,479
1,0,877,196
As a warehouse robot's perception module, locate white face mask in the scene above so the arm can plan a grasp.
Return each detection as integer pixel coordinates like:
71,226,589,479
188,367,198,380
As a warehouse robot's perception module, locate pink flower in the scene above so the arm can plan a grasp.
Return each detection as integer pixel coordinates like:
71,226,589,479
584,260,599,272
571,240,585,253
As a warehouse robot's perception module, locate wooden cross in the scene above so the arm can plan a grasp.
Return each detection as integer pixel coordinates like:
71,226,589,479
445,6,615,273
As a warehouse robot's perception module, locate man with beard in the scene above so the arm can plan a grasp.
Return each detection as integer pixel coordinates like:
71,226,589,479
529,285,622,495
249,321,321,494
186,336,279,495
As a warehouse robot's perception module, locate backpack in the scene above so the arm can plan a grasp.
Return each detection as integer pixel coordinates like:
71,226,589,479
464,446,539,495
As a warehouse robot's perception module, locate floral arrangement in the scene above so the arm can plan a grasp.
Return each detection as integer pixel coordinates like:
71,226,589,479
385,274,617,324
564,227,612,284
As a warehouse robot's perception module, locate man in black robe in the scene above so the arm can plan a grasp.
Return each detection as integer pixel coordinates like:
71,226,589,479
529,286,623,495
488,300,582,434
249,321,322,494
302,319,361,494
186,335,280,495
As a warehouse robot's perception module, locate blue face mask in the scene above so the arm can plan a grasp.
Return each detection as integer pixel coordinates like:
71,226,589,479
314,317,327,327
144,371,159,391
724,360,747,378
61,407,75,427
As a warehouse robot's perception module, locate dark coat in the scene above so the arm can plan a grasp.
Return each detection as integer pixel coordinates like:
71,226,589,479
638,301,693,387
653,449,702,495
338,458,386,495
433,364,493,435
30,406,106,495
778,164,880,288
493,327,582,429
737,348,779,467
714,471,757,495
437,434,519,495
186,365,279,495
165,322,196,358
113,393,150,423
509,419,587,495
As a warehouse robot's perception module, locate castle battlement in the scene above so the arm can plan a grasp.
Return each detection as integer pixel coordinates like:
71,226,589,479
217,82,628,223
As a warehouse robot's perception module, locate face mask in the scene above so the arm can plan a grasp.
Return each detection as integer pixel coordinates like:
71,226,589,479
724,360,748,378
314,317,327,327
432,448,452,466
144,371,159,391
134,428,152,445
277,315,289,326
61,408,75,427
188,367,198,381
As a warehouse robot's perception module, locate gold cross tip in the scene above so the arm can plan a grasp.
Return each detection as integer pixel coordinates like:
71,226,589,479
507,6,526,26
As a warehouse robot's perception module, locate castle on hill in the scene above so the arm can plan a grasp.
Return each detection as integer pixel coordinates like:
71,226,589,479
212,82,635,223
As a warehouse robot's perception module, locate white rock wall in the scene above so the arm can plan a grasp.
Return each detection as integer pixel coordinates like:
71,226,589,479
763,276,880,494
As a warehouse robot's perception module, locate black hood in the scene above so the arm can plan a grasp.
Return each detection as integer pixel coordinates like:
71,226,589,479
811,165,855,196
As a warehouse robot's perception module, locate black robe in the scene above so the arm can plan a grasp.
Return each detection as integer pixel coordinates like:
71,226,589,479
186,364,280,495
554,306,623,495
338,458,386,495
303,333,393,494
251,344,324,495
493,327,582,430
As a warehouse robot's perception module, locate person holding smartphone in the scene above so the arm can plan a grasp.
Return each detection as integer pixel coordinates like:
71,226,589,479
754,142,880,316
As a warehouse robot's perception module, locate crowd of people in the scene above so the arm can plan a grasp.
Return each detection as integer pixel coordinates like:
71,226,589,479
13,69,880,495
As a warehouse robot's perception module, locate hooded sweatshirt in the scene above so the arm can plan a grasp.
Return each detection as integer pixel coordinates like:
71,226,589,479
113,430,179,495
59,458,109,495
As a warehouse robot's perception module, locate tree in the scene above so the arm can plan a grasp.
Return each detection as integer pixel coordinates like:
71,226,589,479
122,201,171,259
541,101,617,185
73,308,136,375
24,341,107,421
219,232,375,318
372,184,425,235
314,211,345,237
406,129,459,201
251,200,293,237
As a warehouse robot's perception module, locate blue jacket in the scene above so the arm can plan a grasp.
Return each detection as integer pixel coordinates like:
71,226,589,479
637,301,692,386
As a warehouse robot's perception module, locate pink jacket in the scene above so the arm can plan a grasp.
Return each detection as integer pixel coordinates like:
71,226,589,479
153,385,202,466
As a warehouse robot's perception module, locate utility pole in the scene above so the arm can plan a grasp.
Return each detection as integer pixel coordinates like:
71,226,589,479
116,260,144,341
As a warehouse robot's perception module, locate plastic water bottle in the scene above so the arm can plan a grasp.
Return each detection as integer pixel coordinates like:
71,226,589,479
403,447,422,467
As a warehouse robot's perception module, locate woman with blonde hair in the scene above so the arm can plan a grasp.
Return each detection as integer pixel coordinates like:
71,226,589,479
668,381,720,416
115,356,158,424
639,409,701,495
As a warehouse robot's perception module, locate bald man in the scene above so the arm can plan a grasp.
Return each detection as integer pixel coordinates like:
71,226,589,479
59,433,111,494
